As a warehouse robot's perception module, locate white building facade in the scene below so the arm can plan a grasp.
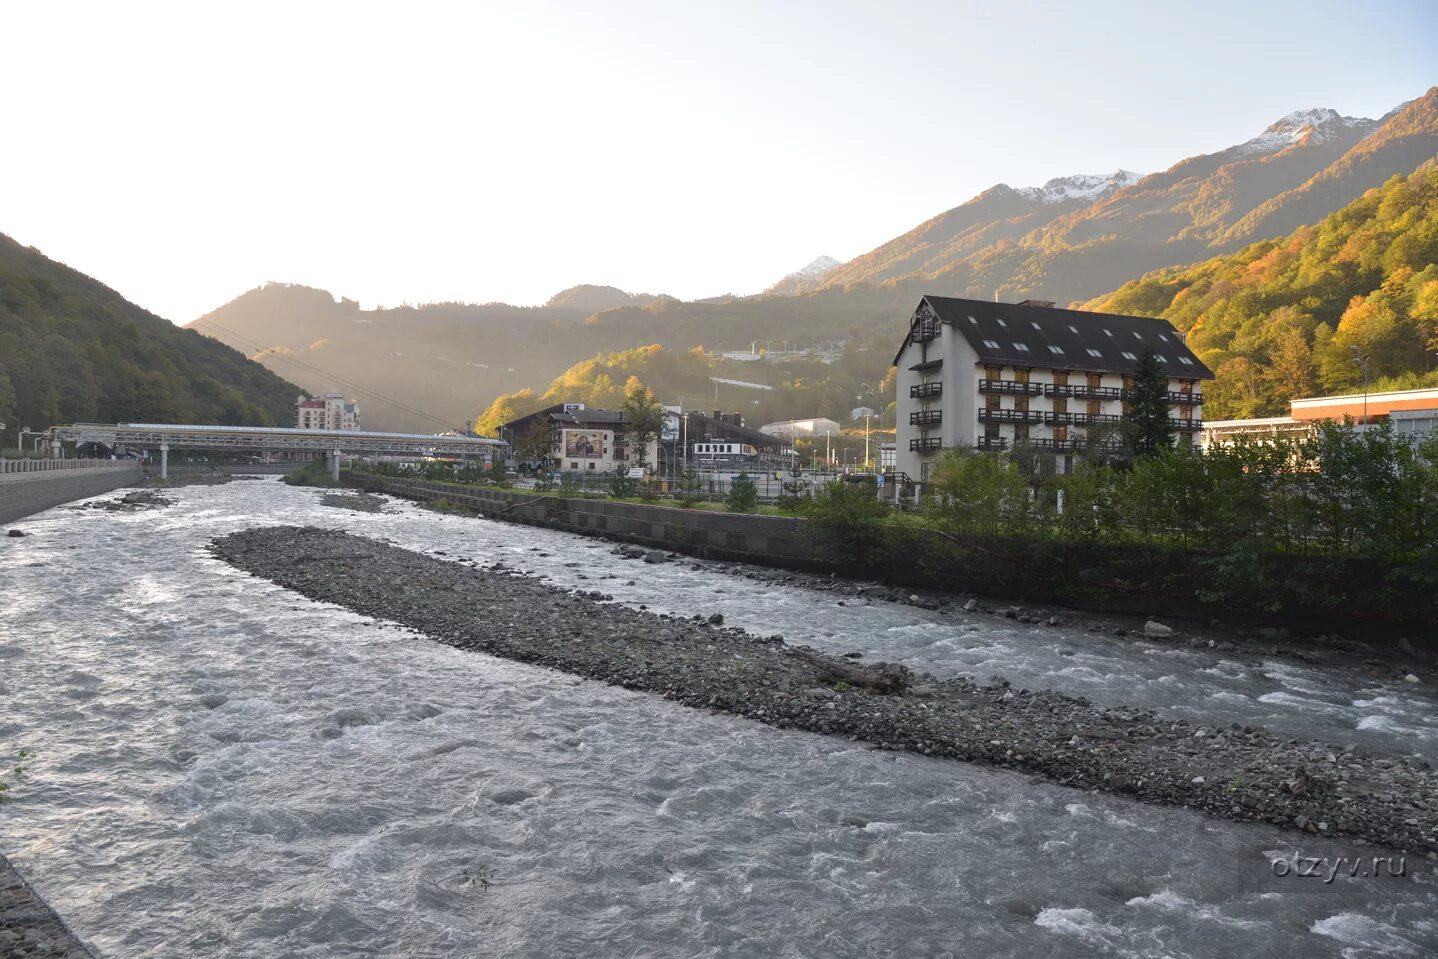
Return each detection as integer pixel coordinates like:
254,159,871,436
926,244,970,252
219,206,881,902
296,392,361,431
759,417,841,441
893,297,1212,481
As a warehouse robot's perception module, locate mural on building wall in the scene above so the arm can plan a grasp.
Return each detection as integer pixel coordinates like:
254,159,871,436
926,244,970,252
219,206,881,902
564,430,605,458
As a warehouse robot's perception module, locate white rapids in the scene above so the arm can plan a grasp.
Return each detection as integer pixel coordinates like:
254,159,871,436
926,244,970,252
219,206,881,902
0,478,1434,958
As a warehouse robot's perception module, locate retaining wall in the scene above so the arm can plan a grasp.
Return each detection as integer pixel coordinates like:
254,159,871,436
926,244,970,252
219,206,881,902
348,474,828,570
0,464,142,525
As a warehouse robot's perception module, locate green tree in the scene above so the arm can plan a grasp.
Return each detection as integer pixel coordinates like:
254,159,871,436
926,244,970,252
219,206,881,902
926,449,1029,535
1126,348,1174,458
619,379,665,471
725,472,758,512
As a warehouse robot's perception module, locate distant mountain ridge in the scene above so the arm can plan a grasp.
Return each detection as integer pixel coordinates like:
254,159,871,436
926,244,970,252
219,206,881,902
765,255,841,295
188,86,1438,433
788,90,1436,304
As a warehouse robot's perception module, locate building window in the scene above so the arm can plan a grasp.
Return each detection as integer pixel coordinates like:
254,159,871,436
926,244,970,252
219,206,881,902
1013,342,1030,352
1053,397,1067,415
1086,348,1103,358
1053,370,1069,386
1179,356,1195,365
1068,325,1079,334
1031,321,1042,330
1014,369,1030,384
983,339,1000,349
1155,354,1166,363
1121,351,1137,360
570,461,579,469
1015,424,1029,441
1048,345,1064,355
968,315,978,324
1087,372,1102,388
1103,329,1114,337
1159,333,1171,342
996,318,1007,327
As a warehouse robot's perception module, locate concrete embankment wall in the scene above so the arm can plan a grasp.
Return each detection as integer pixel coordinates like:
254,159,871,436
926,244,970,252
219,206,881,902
346,473,1438,638
348,473,827,571
0,465,142,525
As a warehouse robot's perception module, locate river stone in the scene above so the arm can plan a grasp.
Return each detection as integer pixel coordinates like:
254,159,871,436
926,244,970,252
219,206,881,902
1143,620,1173,638
643,551,667,564
707,613,724,625
6,529,24,537
962,599,978,612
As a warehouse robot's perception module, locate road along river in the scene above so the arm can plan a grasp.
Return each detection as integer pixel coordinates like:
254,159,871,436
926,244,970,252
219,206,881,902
1,478,1434,958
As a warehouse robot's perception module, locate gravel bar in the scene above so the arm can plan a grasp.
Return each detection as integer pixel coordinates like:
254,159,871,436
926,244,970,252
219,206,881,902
211,526,1438,857
0,854,96,959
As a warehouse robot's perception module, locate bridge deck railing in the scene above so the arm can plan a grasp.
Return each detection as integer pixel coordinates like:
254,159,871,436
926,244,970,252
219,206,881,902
0,459,137,474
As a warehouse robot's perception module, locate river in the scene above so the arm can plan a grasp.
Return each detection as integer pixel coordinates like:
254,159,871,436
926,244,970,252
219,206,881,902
1,478,1434,957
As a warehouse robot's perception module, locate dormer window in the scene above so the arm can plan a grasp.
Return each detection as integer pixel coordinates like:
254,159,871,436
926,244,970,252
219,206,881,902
982,339,1000,349
1013,342,1030,352
1086,348,1103,358
1179,356,1195,365
1121,351,1137,360
1048,345,1064,355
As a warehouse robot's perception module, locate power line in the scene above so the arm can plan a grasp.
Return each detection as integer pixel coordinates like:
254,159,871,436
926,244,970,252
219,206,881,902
192,318,472,432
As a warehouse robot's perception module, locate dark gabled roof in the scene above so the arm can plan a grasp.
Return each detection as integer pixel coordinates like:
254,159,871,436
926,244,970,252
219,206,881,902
501,403,628,435
894,296,1214,380
685,413,788,448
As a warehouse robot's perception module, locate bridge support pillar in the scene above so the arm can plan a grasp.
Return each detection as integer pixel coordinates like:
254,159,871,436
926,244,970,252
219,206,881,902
160,444,169,480
330,449,341,482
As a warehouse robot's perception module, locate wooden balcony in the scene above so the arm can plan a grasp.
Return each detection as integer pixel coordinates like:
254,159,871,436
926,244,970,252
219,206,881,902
979,379,1043,396
909,437,943,453
975,436,1008,451
909,410,942,426
909,382,943,399
1046,383,1129,400
978,408,1045,424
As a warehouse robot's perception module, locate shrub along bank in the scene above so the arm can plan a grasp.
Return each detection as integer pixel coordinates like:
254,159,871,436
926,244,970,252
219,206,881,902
347,422,1438,639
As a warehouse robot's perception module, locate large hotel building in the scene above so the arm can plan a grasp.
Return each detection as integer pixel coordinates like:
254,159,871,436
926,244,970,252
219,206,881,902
893,296,1214,480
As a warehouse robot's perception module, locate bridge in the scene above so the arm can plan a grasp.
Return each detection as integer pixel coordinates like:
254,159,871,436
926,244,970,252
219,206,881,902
47,423,506,480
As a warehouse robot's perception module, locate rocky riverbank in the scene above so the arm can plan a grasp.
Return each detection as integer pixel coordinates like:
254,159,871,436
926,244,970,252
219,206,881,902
320,492,389,513
676,554,1436,682
211,525,1438,857
0,855,95,959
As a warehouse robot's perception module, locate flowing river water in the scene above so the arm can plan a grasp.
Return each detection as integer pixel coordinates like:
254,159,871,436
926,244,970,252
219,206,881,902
0,478,1435,958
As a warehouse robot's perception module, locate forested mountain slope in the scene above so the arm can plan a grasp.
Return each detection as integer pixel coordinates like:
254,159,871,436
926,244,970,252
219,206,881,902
0,234,301,434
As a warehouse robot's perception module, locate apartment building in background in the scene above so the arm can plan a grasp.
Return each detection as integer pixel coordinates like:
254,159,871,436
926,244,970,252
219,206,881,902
295,392,361,431
893,296,1213,481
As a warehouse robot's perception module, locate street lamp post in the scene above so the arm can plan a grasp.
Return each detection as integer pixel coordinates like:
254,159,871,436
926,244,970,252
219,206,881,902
1351,347,1370,428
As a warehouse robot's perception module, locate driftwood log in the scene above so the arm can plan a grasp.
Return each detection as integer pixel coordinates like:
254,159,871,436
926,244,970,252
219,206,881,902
789,648,913,694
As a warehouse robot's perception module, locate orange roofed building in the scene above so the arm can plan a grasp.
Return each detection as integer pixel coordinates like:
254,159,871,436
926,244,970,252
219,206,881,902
1202,387,1438,447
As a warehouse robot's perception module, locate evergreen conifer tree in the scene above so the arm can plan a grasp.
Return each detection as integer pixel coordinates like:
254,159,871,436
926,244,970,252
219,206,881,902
1127,348,1174,458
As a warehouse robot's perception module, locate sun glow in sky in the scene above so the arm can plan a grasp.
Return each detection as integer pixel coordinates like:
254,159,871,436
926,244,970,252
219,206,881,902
3,0,1435,322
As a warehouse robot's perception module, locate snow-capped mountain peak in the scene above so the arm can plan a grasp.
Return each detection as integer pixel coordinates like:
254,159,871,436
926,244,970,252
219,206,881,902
1235,107,1374,156
785,255,841,280
1013,170,1144,205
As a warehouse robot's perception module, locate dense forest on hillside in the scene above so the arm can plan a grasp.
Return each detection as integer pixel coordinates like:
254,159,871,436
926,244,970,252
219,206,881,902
1086,166,1438,418
0,234,301,438
474,342,897,436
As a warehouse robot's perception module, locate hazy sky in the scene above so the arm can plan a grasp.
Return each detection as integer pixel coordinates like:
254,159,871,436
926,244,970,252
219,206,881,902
3,1,1434,322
